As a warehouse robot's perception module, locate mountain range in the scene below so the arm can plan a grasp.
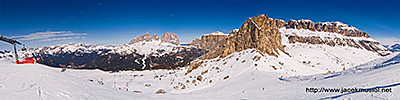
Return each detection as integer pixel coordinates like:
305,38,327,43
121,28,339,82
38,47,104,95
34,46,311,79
1,14,394,73
1,13,399,99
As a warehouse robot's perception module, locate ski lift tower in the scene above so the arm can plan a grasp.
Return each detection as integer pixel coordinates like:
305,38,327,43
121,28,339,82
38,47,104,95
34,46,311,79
0,34,24,62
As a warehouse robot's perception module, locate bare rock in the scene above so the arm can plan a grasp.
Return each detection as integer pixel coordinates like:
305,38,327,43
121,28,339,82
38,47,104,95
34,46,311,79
187,31,228,50
161,32,180,45
201,14,288,59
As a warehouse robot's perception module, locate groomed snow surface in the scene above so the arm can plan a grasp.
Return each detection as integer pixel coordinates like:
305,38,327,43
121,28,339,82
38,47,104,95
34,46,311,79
1,52,399,99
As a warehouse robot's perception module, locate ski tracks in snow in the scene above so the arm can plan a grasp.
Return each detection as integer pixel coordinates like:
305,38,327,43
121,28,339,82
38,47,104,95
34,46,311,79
281,53,400,82
17,78,43,93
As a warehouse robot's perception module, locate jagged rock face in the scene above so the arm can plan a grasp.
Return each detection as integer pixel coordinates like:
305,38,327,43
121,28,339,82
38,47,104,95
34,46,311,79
161,32,180,45
129,33,159,44
286,20,370,38
282,19,390,56
187,32,228,50
202,14,287,59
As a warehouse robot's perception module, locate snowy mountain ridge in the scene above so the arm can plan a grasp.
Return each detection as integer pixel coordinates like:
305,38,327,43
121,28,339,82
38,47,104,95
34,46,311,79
384,41,400,52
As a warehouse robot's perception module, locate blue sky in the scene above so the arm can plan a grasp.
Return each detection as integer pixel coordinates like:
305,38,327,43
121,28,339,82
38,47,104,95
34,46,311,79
1,0,399,50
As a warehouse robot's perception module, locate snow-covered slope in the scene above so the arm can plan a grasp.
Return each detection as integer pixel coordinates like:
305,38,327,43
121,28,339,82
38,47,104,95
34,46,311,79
0,59,146,100
280,28,388,72
1,52,398,100
170,49,324,92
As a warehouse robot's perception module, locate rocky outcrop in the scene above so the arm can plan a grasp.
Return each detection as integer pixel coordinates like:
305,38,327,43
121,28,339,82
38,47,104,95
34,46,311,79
161,32,180,45
202,14,288,59
187,31,228,50
129,33,159,44
285,20,370,38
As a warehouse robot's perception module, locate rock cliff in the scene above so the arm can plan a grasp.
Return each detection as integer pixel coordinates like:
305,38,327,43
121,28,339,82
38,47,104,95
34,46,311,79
202,14,288,59
286,20,369,38
187,31,228,50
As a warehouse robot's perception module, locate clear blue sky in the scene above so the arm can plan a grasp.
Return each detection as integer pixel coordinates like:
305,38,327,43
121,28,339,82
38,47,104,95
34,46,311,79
1,0,399,50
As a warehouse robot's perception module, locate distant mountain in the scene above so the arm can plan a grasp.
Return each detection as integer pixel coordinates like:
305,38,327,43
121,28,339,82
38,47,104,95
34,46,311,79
3,32,206,71
129,32,180,45
384,41,400,52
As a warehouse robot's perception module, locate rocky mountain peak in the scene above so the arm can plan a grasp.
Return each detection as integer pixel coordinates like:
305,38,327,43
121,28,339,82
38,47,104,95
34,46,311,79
201,14,288,59
161,32,180,45
129,33,159,44
129,32,179,45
